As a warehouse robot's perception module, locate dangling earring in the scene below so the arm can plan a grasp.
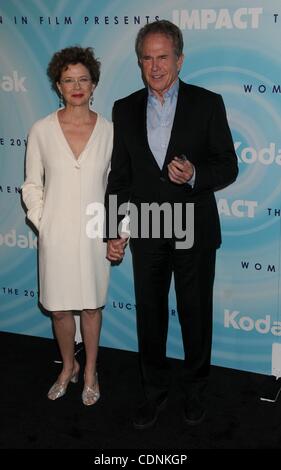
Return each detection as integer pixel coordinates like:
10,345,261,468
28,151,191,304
90,93,94,107
59,93,64,108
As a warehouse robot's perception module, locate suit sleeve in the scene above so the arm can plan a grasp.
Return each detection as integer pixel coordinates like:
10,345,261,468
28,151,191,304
21,125,44,230
194,94,238,192
105,101,132,238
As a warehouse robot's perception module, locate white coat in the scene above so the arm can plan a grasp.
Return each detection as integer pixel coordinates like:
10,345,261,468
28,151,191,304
22,111,113,311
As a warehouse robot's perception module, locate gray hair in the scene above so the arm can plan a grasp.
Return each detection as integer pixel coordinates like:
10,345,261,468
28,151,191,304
135,20,184,60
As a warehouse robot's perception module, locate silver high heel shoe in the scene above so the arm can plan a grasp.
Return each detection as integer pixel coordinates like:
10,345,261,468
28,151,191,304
82,373,100,406
47,369,79,401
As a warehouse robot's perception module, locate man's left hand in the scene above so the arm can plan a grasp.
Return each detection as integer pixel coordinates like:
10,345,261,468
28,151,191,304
168,157,194,184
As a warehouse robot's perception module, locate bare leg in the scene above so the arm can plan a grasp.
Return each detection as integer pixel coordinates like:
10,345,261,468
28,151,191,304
80,308,102,385
52,310,79,382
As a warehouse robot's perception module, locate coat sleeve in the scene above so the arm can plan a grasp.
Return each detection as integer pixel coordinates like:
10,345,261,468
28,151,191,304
21,124,44,230
194,94,238,192
104,101,132,238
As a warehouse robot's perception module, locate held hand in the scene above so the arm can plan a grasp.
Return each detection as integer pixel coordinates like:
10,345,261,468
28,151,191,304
107,238,128,262
168,157,194,184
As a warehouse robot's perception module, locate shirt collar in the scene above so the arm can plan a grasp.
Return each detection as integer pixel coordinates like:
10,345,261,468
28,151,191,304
148,78,179,102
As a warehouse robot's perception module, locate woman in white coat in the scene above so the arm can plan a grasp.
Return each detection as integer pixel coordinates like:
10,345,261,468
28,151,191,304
22,46,113,405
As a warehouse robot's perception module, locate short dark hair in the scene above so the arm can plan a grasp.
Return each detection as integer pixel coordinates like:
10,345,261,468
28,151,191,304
47,46,100,95
135,20,184,60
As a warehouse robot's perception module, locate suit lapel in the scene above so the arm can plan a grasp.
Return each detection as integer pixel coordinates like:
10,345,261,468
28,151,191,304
135,89,147,144
163,80,187,166
135,80,192,175
136,88,163,172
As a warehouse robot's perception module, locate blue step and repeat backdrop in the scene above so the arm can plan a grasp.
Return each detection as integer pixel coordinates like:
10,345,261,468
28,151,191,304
1,0,281,376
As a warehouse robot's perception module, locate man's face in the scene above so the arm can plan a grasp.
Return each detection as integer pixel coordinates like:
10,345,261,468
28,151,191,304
139,33,184,100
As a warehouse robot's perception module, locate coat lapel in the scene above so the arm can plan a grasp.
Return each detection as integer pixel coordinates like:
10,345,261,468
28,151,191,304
160,80,192,179
136,88,163,172
135,89,147,144
163,80,187,165
135,80,192,176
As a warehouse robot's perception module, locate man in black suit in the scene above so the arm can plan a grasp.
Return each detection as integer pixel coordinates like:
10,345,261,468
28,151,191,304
105,20,238,429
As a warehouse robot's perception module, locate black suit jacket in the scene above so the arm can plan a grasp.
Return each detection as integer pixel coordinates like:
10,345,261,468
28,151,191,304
105,79,238,250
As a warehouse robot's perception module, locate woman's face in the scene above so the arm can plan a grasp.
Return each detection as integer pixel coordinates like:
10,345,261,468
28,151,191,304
57,63,94,108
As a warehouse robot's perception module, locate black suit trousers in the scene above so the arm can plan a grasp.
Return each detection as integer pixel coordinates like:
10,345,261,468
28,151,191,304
130,237,216,402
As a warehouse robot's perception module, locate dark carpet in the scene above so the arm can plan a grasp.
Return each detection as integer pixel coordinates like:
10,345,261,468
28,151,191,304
0,331,280,450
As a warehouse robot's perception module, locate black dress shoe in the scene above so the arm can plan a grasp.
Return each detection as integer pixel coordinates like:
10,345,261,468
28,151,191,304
133,396,168,430
184,396,206,425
